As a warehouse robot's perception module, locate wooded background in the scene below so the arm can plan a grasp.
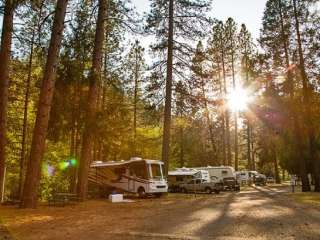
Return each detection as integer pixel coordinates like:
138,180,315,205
0,0,320,208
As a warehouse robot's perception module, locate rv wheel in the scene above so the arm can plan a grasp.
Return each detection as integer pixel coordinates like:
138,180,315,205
205,187,212,194
138,187,146,198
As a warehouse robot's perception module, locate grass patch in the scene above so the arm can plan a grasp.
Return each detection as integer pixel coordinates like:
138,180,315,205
287,192,320,205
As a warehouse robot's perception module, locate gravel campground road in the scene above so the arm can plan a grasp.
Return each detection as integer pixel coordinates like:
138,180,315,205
1,186,320,240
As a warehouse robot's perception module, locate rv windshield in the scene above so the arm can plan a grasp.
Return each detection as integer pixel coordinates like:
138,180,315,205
150,164,163,180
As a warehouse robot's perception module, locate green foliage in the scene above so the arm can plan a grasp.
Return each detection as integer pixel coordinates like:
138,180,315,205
3,0,320,201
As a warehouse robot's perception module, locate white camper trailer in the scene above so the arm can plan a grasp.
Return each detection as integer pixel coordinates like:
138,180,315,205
89,158,168,197
168,168,210,192
168,169,197,192
197,166,240,191
236,171,264,185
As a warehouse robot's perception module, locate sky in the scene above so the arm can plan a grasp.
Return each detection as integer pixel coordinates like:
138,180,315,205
131,0,268,40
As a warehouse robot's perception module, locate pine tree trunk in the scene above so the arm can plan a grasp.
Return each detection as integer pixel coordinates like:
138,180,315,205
77,0,107,200
244,50,252,170
251,127,255,170
217,62,226,165
221,48,231,166
234,112,238,170
247,124,251,170
69,84,77,193
221,115,226,166
0,0,14,202
161,0,174,175
225,112,231,166
273,146,280,183
231,51,238,171
133,45,138,155
293,0,312,192
21,0,68,208
201,77,216,164
19,25,36,201
179,126,184,168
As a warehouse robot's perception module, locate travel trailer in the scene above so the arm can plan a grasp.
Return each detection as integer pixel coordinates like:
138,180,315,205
168,168,210,192
89,157,168,197
196,166,240,191
236,171,266,185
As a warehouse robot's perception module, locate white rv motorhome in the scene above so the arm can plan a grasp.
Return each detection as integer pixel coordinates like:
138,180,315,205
196,166,240,191
89,158,168,197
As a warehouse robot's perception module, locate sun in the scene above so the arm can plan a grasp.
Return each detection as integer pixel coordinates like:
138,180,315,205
227,87,251,112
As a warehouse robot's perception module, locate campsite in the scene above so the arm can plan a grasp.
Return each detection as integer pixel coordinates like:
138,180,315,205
1,0,320,239
1,185,320,239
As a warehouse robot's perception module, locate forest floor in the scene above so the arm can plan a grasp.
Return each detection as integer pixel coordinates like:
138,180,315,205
1,186,320,240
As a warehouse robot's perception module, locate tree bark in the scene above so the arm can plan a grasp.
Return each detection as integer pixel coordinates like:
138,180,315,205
221,48,231,166
0,0,14,202
19,24,36,201
273,145,281,183
217,62,226,165
161,0,174,175
244,47,252,170
69,82,77,193
251,127,255,170
179,125,184,168
230,46,238,171
77,0,107,200
133,42,139,155
21,0,68,208
247,124,251,170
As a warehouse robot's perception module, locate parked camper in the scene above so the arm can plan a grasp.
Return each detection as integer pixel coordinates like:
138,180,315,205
89,158,168,197
236,171,266,186
236,171,252,185
168,169,198,192
168,168,210,192
197,166,240,191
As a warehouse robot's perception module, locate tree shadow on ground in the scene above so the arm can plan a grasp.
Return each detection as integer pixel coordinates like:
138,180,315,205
134,188,320,239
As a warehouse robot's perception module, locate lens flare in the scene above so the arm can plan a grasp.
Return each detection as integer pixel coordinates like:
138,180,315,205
59,161,70,170
70,158,77,166
58,158,77,171
227,87,252,112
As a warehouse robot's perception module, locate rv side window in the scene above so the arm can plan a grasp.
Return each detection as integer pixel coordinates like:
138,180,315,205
129,162,148,179
222,170,228,175
114,167,126,180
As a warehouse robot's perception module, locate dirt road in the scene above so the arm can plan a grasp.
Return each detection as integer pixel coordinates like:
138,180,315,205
2,186,320,240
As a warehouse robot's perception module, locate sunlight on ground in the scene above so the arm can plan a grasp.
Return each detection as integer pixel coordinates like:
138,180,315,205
288,192,320,205
9,215,54,228
170,208,222,234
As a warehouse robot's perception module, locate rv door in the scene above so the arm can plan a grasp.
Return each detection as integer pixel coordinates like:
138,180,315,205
127,168,135,192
